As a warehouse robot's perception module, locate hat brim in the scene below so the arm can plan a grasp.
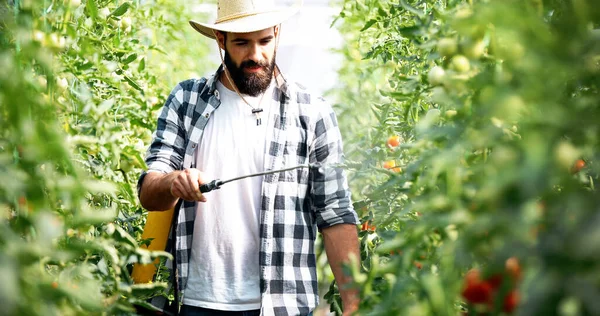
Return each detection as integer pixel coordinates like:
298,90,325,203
190,7,299,39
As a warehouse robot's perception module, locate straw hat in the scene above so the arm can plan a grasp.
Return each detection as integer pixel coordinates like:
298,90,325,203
189,0,302,39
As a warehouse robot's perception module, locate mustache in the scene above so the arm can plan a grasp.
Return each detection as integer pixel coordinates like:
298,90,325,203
240,59,269,69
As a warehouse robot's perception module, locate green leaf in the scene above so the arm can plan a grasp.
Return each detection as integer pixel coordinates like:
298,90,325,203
114,225,138,247
71,207,117,227
137,57,145,72
97,98,115,113
397,25,421,37
361,19,378,32
150,45,168,55
110,2,131,17
128,282,169,297
122,53,137,64
86,0,98,18
131,300,166,313
399,0,424,18
124,75,143,93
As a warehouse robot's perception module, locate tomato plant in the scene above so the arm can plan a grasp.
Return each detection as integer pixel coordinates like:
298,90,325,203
330,0,600,315
1,0,214,314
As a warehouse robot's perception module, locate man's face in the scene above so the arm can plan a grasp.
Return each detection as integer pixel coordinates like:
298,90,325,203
218,27,277,97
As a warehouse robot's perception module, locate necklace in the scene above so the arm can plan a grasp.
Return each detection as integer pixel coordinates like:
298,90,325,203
220,66,269,126
249,90,267,126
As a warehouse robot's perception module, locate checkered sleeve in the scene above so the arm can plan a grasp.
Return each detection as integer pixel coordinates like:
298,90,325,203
309,99,359,229
137,83,188,197
145,83,188,173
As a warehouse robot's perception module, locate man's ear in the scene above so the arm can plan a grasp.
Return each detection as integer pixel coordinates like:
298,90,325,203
215,31,226,50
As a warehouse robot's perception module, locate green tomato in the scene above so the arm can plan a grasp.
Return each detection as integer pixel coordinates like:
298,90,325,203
48,33,65,49
84,18,93,29
120,158,132,172
479,86,496,104
445,109,457,117
425,109,441,122
505,42,525,62
148,96,159,106
417,109,442,134
56,77,68,92
450,55,470,73
427,66,446,86
554,141,580,171
443,74,468,94
99,8,110,19
497,94,525,121
437,38,458,58
32,30,45,45
461,39,486,59
431,87,449,104
120,17,132,31
37,76,47,90
454,6,473,20
366,233,378,248
584,54,600,73
109,17,119,28
495,32,525,62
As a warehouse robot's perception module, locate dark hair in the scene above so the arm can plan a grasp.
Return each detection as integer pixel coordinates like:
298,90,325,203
220,26,277,43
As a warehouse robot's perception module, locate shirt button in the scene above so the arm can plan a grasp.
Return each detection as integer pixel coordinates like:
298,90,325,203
192,144,196,148
214,90,220,100
205,113,210,118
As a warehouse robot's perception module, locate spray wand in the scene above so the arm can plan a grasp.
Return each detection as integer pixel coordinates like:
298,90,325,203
199,163,331,193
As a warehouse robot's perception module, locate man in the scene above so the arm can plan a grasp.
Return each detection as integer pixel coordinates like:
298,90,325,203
138,1,360,315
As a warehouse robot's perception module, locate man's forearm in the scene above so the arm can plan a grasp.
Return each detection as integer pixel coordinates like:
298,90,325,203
322,223,360,314
139,171,180,211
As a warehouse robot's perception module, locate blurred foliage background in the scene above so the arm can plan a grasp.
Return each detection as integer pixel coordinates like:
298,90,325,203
1,0,214,314
327,0,600,315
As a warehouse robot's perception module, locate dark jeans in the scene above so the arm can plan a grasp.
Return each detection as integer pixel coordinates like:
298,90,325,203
179,305,314,316
180,305,260,316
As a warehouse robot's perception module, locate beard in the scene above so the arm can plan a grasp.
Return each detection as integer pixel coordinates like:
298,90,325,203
224,50,276,97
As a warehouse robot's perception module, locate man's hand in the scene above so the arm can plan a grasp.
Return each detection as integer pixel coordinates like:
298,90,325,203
170,168,207,202
140,168,207,211
321,223,361,315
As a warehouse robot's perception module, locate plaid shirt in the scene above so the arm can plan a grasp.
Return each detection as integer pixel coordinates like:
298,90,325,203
139,66,358,316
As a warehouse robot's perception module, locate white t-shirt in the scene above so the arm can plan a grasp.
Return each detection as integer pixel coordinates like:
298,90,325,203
183,79,274,311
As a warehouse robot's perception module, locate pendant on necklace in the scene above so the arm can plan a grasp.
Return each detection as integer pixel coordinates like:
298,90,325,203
252,108,263,126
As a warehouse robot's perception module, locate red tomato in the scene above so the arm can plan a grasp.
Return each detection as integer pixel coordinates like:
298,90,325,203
361,222,369,231
486,273,503,290
18,196,27,206
462,269,494,304
462,281,493,304
414,261,422,269
505,257,521,281
386,135,401,148
571,159,586,173
464,269,481,286
383,160,396,169
503,290,520,313
383,160,402,172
